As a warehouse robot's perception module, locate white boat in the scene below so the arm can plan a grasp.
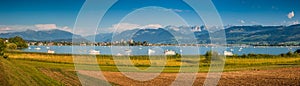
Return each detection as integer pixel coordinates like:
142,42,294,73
124,49,132,55
164,50,176,55
224,51,233,56
238,47,243,52
148,49,156,55
28,47,31,49
46,46,50,49
89,50,100,55
116,53,123,56
34,47,41,50
125,49,132,52
47,50,55,54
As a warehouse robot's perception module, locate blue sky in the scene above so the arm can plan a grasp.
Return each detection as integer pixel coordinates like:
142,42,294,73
0,0,299,35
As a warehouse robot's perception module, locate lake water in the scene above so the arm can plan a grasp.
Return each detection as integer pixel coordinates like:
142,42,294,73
23,46,300,55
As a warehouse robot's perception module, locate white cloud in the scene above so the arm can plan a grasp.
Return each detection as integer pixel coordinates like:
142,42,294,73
35,24,57,30
0,27,11,31
112,23,140,32
240,20,245,24
141,24,163,29
287,11,295,19
61,26,72,32
282,20,299,25
0,25,35,33
108,23,163,33
0,24,73,33
172,9,183,13
292,20,299,25
137,7,185,13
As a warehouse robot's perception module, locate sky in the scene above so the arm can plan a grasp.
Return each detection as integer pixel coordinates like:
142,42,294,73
0,0,299,35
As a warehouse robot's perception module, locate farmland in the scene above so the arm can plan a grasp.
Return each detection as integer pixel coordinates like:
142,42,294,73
1,51,300,85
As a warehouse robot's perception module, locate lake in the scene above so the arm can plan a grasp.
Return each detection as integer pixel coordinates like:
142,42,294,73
23,45,300,55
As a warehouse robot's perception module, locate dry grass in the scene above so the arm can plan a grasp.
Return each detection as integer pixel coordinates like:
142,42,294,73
1,52,300,85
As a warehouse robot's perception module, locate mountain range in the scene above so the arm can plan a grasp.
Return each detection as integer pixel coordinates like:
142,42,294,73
0,24,300,44
0,29,85,42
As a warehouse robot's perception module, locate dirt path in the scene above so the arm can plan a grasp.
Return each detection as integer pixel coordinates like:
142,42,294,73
79,67,300,86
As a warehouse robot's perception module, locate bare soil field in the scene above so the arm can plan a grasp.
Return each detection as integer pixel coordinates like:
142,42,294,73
79,67,300,86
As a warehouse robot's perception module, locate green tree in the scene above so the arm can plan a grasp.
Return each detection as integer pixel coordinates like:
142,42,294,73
6,43,17,50
286,51,294,57
204,50,224,63
8,36,28,49
0,39,6,56
204,50,213,62
295,49,300,54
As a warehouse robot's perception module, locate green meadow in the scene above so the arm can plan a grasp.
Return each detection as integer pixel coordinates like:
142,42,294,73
1,51,300,85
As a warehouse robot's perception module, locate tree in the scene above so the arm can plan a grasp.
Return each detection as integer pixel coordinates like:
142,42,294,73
295,49,300,54
204,50,224,63
204,50,213,62
0,38,6,56
8,36,28,49
6,43,17,50
286,51,294,57
142,41,148,46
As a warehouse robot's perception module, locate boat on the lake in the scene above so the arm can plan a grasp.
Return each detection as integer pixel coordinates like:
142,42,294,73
34,47,41,50
125,49,132,52
148,49,156,55
89,50,100,55
224,51,233,56
47,50,55,54
164,50,176,55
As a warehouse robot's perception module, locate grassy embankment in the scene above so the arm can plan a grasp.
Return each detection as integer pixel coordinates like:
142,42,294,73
5,51,300,72
1,51,300,85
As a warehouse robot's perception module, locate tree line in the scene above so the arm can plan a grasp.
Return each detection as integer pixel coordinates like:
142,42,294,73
0,36,28,59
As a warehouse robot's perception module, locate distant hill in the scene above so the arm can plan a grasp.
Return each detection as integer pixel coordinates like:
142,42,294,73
90,24,300,44
85,33,113,42
130,28,177,44
1,24,300,44
0,29,85,42
224,24,300,44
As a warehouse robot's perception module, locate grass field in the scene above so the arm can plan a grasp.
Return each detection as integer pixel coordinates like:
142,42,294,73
1,51,300,85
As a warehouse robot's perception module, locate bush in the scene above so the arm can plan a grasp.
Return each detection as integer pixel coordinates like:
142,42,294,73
204,50,224,63
246,53,274,58
0,52,3,56
295,49,300,54
175,53,181,58
3,55,8,59
8,36,28,49
6,43,17,50
281,51,298,57
204,51,212,62
0,39,6,56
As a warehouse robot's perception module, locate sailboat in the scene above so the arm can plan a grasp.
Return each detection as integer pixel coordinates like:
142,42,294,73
148,49,155,55
34,47,41,50
89,50,100,55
